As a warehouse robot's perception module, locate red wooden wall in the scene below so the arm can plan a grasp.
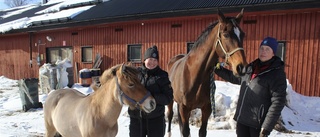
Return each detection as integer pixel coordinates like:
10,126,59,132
0,9,319,96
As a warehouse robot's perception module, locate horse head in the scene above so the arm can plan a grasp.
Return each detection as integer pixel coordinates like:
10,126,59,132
215,9,248,76
114,63,156,113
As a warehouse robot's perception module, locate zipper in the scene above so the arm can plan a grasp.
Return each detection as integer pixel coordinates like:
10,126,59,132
237,85,249,121
258,104,265,124
143,72,148,86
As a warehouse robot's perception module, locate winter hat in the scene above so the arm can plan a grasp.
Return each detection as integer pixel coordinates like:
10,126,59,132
144,45,159,60
260,37,278,54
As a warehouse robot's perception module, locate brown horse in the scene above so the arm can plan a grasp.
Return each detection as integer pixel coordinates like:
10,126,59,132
166,9,247,137
44,64,156,137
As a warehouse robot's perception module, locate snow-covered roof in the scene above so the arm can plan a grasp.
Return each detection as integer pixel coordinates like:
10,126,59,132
0,0,100,33
0,0,318,34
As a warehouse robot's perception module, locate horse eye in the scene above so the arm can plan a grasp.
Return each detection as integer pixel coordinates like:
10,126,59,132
128,83,134,88
223,33,230,38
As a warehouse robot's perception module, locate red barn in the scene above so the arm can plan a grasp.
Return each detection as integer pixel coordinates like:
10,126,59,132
0,0,319,96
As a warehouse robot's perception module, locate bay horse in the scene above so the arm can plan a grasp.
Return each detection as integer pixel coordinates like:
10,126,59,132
166,9,247,137
44,63,156,137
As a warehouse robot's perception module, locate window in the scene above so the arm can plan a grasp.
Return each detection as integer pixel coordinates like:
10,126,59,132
127,44,142,62
81,46,93,62
187,42,194,53
276,41,286,62
46,47,73,64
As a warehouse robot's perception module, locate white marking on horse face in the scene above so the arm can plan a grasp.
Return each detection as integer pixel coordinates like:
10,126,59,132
234,27,240,41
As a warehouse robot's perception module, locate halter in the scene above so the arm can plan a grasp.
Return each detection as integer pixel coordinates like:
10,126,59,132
114,76,151,108
215,24,244,64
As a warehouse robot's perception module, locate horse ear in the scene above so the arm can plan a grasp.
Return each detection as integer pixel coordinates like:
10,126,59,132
217,8,226,23
120,63,126,75
235,8,244,24
127,61,133,66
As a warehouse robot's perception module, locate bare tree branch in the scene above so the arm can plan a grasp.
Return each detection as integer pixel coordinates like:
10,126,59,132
4,0,33,8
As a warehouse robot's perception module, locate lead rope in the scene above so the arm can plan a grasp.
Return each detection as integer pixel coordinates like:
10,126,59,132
146,115,150,136
210,70,216,117
139,110,143,137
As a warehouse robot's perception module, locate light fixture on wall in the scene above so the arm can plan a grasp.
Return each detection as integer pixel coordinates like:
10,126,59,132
46,36,54,42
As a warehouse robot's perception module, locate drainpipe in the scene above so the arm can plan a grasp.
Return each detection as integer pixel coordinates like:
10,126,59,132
29,32,33,68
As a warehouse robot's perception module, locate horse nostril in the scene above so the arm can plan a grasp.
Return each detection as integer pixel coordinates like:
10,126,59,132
150,100,156,108
237,64,246,75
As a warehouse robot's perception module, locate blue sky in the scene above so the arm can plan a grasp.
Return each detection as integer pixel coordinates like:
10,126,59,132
0,0,41,10
0,0,9,10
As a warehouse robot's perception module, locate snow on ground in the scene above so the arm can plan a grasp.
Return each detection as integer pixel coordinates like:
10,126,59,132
0,76,319,137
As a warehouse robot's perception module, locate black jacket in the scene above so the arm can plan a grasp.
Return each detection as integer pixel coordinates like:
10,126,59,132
215,56,287,132
128,65,173,119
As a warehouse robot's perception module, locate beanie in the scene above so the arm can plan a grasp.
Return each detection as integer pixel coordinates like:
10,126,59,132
260,37,278,54
144,45,159,60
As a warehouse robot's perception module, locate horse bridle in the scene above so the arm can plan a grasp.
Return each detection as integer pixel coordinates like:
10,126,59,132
215,24,244,64
114,76,151,108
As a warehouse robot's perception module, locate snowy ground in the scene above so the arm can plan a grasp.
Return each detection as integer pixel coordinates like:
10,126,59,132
0,76,319,137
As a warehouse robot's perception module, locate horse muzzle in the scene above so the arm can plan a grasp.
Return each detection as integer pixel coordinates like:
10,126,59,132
235,64,247,77
141,97,156,113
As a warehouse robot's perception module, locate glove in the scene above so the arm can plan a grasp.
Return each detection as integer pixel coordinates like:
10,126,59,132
259,128,270,137
215,62,225,69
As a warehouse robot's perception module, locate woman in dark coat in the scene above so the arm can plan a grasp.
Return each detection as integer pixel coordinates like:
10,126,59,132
215,37,287,137
128,45,173,137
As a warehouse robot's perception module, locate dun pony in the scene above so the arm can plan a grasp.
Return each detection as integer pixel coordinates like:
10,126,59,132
44,63,156,137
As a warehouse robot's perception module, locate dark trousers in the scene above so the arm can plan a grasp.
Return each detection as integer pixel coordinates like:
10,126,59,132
129,115,165,137
236,122,261,137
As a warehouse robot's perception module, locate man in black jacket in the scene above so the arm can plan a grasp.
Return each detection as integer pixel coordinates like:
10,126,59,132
128,45,173,137
215,37,287,137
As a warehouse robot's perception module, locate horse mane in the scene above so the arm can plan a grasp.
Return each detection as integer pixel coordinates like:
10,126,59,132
120,65,141,84
190,16,238,52
91,63,140,92
99,65,120,86
190,21,218,51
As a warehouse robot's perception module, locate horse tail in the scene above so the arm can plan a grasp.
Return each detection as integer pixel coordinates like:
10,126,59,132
166,100,174,136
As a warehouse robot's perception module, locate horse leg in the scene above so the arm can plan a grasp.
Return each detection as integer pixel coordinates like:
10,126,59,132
44,114,57,137
166,100,174,137
178,104,191,137
199,103,212,137
45,122,57,137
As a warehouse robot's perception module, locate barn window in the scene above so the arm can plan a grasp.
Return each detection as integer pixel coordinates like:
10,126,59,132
187,42,194,53
46,47,73,64
276,41,286,62
81,46,93,63
127,44,142,62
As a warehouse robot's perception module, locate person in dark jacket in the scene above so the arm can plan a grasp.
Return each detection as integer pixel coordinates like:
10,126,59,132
128,45,173,137
215,37,287,137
